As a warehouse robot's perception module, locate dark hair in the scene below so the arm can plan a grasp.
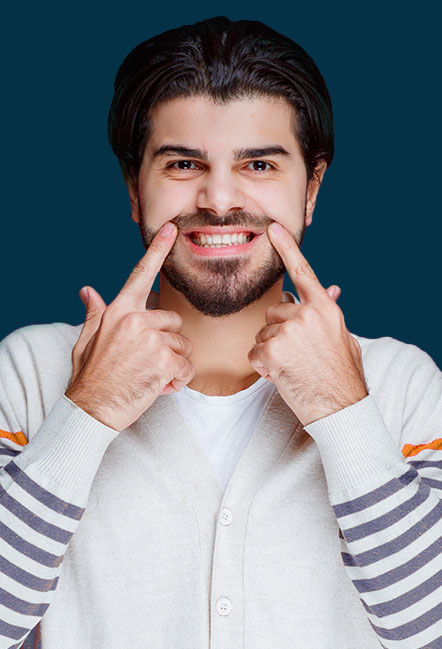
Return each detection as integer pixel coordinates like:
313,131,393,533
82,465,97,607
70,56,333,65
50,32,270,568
108,17,334,184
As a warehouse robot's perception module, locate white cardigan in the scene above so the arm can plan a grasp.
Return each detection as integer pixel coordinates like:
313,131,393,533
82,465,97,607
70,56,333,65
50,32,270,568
0,291,441,648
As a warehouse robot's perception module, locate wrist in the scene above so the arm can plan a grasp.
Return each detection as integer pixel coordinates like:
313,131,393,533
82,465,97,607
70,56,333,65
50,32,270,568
64,389,119,431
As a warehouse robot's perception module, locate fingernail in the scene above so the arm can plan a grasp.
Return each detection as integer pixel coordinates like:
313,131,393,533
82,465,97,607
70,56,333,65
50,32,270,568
80,288,89,305
161,222,176,237
269,222,284,237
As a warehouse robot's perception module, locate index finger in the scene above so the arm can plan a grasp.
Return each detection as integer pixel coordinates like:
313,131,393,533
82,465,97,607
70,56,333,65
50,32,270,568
116,222,177,308
267,222,329,304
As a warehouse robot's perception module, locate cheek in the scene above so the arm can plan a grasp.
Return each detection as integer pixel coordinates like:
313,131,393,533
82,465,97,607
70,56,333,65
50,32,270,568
140,178,193,222
251,183,305,224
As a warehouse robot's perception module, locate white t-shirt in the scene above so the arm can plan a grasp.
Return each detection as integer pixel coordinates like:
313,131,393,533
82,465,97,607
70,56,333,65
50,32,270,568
172,375,275,490
171,290,298,490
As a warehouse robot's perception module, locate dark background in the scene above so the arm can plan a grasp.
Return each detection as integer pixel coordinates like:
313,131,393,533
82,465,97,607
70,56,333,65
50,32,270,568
1,3,440,365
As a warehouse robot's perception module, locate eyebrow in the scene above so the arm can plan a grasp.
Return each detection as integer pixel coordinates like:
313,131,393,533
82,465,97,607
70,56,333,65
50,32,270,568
151,144,291,161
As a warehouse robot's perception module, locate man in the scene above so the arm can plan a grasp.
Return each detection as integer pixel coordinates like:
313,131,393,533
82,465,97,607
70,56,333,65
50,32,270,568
0,16,441,649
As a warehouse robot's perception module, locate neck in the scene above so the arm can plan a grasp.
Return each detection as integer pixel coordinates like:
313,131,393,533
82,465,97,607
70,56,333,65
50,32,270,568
157,275,285,396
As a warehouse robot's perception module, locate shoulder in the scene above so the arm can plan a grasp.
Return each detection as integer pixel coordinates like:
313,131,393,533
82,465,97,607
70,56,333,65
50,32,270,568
0,322,83,359
0,322,83,395
0,323,84,435
350,331,439,381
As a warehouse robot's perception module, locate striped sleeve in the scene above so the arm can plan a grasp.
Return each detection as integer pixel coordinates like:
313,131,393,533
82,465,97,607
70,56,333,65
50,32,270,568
304,345,442,649
0,335,118,648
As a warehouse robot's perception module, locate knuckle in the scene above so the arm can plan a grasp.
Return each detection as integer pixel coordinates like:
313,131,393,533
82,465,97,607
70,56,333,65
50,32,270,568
298,304,314,322
146,328,161,347
279,320,292,336
266,336,279,358
122,311,145,331
157,345,174,366
132,260,149,277
295,259,313,276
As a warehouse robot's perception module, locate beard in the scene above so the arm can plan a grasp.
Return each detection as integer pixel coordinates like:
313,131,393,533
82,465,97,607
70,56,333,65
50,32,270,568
137,200,306,318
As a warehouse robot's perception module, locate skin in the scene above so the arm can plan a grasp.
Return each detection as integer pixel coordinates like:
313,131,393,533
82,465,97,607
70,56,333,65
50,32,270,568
66,94,367,431
127,95,328,396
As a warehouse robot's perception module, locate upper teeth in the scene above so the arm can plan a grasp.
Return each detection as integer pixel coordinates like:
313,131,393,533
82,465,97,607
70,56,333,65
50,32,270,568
191,232,251,245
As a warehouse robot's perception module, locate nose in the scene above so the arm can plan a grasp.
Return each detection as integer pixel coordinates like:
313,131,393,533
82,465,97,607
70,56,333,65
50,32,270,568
196,168,246,215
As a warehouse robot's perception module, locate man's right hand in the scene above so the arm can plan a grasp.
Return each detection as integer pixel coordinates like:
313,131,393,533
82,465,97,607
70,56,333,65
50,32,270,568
65,222,195,432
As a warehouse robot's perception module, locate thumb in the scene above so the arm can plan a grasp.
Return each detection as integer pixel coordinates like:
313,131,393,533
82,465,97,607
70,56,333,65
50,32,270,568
77,285,107,346
326,285,341,302
71,286,107,376
80,286,107,319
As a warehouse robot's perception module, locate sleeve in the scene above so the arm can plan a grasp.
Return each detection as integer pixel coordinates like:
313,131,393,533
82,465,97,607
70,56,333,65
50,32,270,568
304,343,442,649
0,330,119,649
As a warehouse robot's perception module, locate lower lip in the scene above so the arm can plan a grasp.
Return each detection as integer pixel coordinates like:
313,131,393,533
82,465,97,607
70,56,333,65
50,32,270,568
182,233,262,257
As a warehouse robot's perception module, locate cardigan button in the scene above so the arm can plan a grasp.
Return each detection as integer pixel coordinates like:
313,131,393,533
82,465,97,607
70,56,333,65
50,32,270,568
220,507,233,526
216,597,232,616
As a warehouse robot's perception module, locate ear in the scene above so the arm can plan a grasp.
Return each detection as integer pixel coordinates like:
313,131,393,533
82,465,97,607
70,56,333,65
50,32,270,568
127,177,141,224
305,159,327,227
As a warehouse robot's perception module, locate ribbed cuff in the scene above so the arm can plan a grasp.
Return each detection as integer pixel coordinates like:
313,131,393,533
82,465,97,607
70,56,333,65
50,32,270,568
13,394,119,500
304,395,405,497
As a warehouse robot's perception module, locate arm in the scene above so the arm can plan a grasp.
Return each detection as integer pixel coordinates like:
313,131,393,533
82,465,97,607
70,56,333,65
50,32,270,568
0,223,194,648
304,343,442,649
0,332,118,649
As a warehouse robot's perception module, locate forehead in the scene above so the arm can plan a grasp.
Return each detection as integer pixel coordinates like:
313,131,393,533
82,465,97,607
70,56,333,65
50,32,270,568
147,95,300,156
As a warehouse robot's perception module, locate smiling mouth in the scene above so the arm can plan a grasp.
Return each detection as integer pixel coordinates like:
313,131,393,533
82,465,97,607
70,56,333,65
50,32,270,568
181,229,262,257
188,231,255,248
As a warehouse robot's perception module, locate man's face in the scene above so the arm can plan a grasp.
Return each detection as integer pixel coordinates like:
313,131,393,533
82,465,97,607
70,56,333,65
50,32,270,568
128,95,325,317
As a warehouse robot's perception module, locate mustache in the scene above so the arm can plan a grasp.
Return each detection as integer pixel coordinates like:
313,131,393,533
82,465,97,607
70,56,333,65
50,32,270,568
170,211,275,232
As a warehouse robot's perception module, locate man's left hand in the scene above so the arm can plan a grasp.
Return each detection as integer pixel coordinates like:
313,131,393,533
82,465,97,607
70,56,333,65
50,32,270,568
248,222,369,426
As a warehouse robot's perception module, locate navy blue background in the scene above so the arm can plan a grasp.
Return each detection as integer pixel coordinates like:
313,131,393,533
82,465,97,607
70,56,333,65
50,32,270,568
1,3,440,366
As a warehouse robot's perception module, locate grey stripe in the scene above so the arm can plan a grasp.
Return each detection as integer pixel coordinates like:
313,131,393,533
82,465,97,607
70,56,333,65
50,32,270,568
334,467,417,517
342,484,430,543
422,477,442,490
0,486,72,544
420,633,442,648
0,554,58,592
0,586,48,617
362,568,442,617
0,449,19,457
0,521,63,568
410,460,442,470
351,536,442,592
5,463,84,520
370,600,442,641
343,499,442,567
0,618,28,641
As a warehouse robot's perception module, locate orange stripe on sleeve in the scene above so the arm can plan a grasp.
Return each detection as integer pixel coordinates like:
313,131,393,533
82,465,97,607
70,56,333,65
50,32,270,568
402,438,442,458
0,428,28,447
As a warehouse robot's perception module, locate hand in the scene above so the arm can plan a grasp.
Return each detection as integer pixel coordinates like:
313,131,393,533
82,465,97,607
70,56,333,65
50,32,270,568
248,223,368,426
65,222,195,432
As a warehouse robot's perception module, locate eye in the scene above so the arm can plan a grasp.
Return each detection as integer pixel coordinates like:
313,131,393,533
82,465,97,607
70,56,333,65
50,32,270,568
245,160,275,172
168,160,200,170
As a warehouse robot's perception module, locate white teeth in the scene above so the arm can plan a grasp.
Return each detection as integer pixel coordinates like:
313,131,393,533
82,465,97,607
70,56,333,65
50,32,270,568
191,232,252,246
